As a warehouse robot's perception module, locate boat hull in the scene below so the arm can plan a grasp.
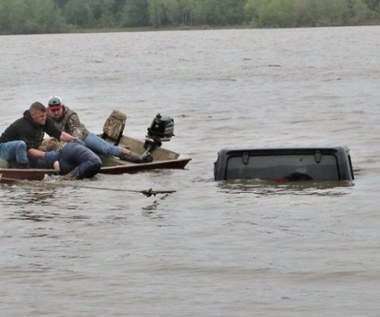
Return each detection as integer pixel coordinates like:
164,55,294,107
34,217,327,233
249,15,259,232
0,168,58,182
99,157,191,174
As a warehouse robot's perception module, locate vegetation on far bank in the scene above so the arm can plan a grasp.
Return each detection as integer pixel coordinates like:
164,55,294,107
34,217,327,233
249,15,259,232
0,0,379,35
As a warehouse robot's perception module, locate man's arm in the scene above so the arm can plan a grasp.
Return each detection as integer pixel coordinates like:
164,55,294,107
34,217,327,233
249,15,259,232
59,131,77,142
28,147,61,163
27,148,47,159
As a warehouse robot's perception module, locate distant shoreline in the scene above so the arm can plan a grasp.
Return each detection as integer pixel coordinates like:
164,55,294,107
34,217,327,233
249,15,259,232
2,22,380,36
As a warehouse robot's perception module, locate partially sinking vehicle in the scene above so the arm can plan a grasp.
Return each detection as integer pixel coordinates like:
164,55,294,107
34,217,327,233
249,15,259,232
214,146,354,182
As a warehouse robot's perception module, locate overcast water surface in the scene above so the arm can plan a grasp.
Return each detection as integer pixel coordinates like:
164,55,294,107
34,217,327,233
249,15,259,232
0,26,380,317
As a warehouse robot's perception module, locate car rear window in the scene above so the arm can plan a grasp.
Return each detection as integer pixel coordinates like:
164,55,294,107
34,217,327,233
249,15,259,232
225,153,339,181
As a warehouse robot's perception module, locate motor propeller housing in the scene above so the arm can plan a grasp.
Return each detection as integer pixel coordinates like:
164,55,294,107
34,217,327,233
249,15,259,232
144,114,174,151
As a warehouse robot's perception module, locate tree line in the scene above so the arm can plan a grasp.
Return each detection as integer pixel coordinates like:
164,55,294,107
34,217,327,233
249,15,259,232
0,0,379,35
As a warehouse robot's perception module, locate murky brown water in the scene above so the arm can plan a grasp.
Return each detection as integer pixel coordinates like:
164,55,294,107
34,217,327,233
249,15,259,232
1,26,380,316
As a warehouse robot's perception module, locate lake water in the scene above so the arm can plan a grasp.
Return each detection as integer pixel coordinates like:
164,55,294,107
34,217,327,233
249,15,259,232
1,26,380,317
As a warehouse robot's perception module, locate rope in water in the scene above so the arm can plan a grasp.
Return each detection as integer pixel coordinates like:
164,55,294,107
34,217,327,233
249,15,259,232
0,175,176,197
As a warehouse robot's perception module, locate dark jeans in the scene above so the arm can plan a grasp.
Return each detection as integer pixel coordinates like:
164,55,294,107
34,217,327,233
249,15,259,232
59,140,102,179
35,140,102,179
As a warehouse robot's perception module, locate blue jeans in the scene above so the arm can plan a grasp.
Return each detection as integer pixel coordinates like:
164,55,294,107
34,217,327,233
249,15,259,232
0,141,29,166
84,132,121,157
59,140,102,179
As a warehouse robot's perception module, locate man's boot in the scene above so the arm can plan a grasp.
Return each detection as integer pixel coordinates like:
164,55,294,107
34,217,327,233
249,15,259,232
120,149,153,163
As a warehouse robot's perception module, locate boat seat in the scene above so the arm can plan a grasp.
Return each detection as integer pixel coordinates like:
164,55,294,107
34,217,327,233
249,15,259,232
101,110,127,145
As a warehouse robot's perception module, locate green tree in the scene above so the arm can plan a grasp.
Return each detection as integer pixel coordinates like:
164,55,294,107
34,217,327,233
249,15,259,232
64,0,95,27
151,0,194,25
27,0,63,33
0,0,62,34
148,0,168,27
292,0,321,26
258,0,296,27
120,0,149,27
165,0,183,25
1,0,379,34
314,0,349,26
0,0,12,33
192,0,220,24
193,0,245,25
364,0,380,11
345,0,374,23
63,0,115,27
176,0,194,25
95,0,117,26
54,0,69,8
244,0,264,25
220,0,246,24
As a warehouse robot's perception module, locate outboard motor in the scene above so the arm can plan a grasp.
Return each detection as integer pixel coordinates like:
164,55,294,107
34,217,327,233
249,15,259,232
144,114,174,151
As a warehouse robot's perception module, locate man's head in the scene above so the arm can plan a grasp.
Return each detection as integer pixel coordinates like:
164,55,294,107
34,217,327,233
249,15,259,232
30,102,47,125
48,95,64,120
39,137,61,151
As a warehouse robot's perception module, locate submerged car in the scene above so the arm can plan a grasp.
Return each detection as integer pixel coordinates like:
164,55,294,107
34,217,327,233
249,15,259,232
214,146,354,182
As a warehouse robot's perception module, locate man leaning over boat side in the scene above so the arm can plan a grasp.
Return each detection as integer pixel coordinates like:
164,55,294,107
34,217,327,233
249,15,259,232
0,101,76,168
38,138,102,180
46,96,153,163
